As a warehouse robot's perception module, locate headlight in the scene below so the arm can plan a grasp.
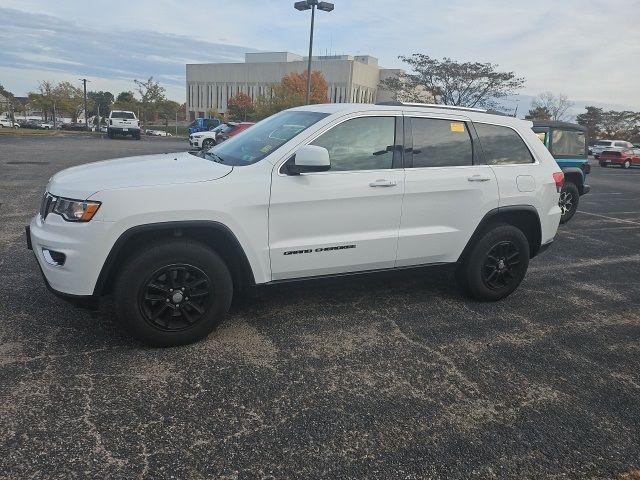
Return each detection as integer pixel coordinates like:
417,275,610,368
53,197,101,222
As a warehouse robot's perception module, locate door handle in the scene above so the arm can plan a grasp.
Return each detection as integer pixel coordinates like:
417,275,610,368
369,179,397,187
467,175,491,182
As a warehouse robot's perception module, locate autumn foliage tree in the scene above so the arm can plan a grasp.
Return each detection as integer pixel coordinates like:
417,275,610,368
253,70,329,119
227,92,254,121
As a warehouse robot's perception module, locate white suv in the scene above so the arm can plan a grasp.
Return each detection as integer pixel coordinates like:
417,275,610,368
27,102,563,346
592,139,634,158
107,110,141,139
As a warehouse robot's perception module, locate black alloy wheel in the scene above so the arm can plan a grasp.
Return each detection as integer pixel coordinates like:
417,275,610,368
140,264,212,332
481,241,523,291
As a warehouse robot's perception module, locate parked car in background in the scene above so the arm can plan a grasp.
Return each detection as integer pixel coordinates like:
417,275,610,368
532,121,590,223
19,119,42,129
147,129,172,137
217,122,254,142
189,123,235,149
592,139,634,158
599,147,640,168
61,122,88,131
108,110,141,139
187,117,221,135
39,122,54,130
0,118,20,128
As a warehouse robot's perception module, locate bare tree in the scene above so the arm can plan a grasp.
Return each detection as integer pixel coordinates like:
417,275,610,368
530,92,573,121
379,54,525,108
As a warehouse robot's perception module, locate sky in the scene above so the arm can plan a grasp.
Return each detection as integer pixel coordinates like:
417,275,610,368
1,0,640,116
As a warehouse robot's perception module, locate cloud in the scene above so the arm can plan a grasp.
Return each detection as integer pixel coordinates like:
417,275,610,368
1,1,640,109
0,7,254,100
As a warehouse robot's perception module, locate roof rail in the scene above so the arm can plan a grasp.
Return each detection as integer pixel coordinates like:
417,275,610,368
376,101,487,113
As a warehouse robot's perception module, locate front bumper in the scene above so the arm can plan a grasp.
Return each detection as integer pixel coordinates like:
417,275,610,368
26,224,99,309
27,214,112,298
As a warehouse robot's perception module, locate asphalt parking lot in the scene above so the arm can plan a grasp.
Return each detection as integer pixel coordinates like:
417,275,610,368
1,134,639,479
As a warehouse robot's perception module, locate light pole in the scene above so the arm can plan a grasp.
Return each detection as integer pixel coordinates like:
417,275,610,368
294,0,334,105
79,78,90,128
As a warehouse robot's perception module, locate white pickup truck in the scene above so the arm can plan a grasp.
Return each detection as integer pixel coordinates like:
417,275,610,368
107,110,141,139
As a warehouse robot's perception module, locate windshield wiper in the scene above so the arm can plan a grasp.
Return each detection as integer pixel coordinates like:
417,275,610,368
205,151,225,164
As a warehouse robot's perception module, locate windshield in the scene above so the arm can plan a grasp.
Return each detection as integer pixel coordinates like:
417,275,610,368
595,141,612,146
111,111,135,119
206,110,329,166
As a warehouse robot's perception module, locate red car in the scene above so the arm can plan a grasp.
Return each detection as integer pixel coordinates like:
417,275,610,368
599,148,640,169
216,122,254,143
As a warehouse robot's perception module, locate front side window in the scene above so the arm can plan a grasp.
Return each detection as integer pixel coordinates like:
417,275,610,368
410,118,473,167
209,110,328,166
551,129,585,156
475,123,534,165
596,141,612,146
311,116,395,171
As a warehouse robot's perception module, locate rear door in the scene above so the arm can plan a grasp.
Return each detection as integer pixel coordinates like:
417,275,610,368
396,115,499,266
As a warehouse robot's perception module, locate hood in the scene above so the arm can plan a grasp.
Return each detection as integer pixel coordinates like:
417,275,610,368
47,151,233,199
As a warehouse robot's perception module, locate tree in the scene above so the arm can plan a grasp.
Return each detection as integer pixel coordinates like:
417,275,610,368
524,106,551,120
54,82,88,122
113,91,140,113
253,70,329,119
134,76,166,122
379,54,525,108
28,81,56,121
227,93,254,121
87,91,115,117
156,99,181,126
599,110,637,139
576,106,603,140
530,92,572,121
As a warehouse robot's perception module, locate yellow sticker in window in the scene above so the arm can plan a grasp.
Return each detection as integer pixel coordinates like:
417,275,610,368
450,122,465,133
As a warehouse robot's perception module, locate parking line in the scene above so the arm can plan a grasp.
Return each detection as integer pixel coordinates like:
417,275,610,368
578,211,640,226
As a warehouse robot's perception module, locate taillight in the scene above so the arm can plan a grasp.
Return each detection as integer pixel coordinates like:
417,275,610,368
109,119,113,125
553,172,564,192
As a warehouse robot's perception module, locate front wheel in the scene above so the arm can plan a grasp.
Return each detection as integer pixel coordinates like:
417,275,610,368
456,224,530,301
202,138,216,149
600,162,607,167
559,182,579,224
622,160,631,169
114,240,233,347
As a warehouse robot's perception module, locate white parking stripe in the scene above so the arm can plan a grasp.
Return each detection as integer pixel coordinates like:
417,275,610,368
578,211,640,225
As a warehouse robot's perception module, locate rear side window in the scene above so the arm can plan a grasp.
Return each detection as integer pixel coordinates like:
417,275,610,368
475,123,534,165
614,141,628,147
111,111,135,119
551,129,585,156
410,118,473,167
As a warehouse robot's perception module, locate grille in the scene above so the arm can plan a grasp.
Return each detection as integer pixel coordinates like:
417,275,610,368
40,192,57,220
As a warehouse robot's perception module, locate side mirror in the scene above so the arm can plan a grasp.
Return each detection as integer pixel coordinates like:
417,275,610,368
286,145,331,175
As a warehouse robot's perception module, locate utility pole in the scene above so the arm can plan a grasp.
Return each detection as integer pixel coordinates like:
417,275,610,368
79,78,90,128
175,110,178,136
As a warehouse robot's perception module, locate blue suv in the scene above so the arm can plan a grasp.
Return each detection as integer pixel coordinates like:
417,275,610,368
532,121,591,223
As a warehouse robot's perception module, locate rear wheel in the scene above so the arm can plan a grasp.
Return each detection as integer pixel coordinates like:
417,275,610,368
559,182,579,224
623,159,631,169
202,138,216,149
114,240,233,347
456,224,530,301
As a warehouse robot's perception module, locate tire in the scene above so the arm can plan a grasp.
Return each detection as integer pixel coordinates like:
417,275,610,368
622,159,631,169
134,131,141,140
456,224,530,301
114,240,233,347
559,182,579,224
107,129,114,139
600,162,607,167
202,138,216,149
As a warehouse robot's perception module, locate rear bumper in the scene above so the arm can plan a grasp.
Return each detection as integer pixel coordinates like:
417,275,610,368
108,127,140,134
537,240,554,256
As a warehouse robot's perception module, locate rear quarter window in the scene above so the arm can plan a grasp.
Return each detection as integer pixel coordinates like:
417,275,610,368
475,123,534,165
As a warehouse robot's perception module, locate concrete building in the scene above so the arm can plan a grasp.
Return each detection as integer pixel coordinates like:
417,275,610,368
186,52,402,119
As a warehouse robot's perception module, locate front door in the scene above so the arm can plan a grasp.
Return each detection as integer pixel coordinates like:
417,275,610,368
269,115,404,281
